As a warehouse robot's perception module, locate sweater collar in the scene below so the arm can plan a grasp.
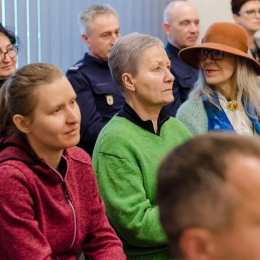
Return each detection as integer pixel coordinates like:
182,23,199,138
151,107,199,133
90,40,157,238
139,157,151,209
0,136,69,177
117,102,170,135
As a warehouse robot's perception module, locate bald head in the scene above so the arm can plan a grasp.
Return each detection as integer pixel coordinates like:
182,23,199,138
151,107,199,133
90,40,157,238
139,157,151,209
163,1,200,49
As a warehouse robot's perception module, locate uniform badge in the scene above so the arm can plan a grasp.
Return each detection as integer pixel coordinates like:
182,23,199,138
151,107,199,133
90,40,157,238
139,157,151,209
106,95,114,106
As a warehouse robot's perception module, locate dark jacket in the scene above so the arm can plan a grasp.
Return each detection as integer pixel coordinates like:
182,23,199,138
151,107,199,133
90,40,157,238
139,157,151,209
66,53,124,155
163,42,198,117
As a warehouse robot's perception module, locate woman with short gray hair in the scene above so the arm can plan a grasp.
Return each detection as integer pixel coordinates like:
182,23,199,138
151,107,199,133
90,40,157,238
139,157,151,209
92,32,192,259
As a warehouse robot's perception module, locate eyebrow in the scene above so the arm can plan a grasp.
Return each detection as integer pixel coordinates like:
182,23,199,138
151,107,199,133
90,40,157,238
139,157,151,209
241,7,260,12
180,19,200,23
50,94,77,108
101,27,120,34
0,43,13,52
151,59,171,66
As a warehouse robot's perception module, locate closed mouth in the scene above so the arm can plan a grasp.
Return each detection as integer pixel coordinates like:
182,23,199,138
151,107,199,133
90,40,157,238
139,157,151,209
66,128,78,135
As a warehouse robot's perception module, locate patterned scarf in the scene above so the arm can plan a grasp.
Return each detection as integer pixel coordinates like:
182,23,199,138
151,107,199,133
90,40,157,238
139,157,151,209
202,93,260,134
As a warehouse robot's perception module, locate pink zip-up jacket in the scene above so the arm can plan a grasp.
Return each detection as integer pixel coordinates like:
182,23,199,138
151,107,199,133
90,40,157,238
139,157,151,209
0,136,126,260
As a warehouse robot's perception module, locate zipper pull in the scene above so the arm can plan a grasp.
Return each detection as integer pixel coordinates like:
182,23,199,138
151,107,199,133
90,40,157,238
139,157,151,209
62,181,70,201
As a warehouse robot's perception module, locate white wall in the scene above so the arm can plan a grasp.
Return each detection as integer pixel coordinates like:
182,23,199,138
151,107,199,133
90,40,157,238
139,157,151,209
188,0,234,42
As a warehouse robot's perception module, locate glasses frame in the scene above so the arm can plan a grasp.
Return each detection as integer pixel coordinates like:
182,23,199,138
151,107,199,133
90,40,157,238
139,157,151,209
238,9,260,17
0,45,18,61
197,49,225,61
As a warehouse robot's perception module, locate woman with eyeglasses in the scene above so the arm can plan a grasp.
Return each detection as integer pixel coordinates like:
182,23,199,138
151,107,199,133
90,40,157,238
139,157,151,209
176,22,260,136
231,0,260,61
0,23,18,88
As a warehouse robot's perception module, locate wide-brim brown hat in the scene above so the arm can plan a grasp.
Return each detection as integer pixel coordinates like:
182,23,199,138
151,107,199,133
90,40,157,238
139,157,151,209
178,22,260,75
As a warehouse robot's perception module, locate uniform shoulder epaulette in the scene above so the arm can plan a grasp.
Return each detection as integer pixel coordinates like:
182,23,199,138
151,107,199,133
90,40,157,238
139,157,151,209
68,62,84,72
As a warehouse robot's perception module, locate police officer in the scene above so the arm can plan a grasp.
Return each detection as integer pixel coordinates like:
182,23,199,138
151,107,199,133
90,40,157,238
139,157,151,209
67,5,124,156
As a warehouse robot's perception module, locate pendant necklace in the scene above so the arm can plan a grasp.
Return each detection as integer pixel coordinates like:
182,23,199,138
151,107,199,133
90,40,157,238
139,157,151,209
227,100,238,111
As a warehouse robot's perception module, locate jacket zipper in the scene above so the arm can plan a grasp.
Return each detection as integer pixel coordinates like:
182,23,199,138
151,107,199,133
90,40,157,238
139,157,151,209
61,179,77,250
50,156,77,251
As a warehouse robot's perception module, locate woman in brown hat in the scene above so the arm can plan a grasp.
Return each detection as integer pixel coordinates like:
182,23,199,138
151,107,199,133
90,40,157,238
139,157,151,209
176,22,260,136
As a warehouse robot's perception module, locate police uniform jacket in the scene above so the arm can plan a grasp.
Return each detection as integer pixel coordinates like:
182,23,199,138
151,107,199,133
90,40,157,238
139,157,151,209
66,53,124,155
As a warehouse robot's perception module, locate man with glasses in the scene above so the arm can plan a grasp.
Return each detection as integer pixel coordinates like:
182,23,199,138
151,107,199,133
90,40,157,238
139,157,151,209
232,0,260,61
162,0,200,117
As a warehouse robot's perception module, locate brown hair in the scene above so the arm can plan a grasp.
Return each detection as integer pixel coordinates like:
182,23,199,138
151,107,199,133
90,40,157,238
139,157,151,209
231,0,248,14
0,63,64,137
157,133,260,258
0,22,17,45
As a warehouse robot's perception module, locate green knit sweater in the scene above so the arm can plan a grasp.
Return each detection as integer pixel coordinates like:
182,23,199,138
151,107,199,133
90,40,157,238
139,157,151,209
92,115,192,260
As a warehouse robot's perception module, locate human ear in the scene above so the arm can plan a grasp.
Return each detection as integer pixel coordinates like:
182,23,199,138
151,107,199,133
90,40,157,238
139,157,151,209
179,228,215,260
122,73,136,92
82,34,91,47
163,22,171,36
233,14,240,24
13,114,31,134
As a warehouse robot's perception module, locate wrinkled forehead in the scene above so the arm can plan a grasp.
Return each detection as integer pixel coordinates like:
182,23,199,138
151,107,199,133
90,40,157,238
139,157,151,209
137,44,169,65
89,13,119,33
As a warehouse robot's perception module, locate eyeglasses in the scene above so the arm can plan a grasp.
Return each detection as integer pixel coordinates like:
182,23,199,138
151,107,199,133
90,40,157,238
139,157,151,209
197,49,225,61
0,45,18,61
238,9,260,17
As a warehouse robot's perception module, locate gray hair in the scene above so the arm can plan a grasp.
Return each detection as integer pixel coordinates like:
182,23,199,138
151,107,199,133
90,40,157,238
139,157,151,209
78,5,118,35
108,32,164,89
189,56,260,118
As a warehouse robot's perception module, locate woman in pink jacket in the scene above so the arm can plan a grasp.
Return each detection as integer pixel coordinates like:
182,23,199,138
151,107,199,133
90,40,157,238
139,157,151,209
0,63,126,260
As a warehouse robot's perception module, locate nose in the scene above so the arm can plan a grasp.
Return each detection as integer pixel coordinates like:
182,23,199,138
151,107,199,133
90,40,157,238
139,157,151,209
67,105,81,124
2,52,11,62
111,32,120,45
189,22,199,33
165,68,174,83
204,53,214,63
